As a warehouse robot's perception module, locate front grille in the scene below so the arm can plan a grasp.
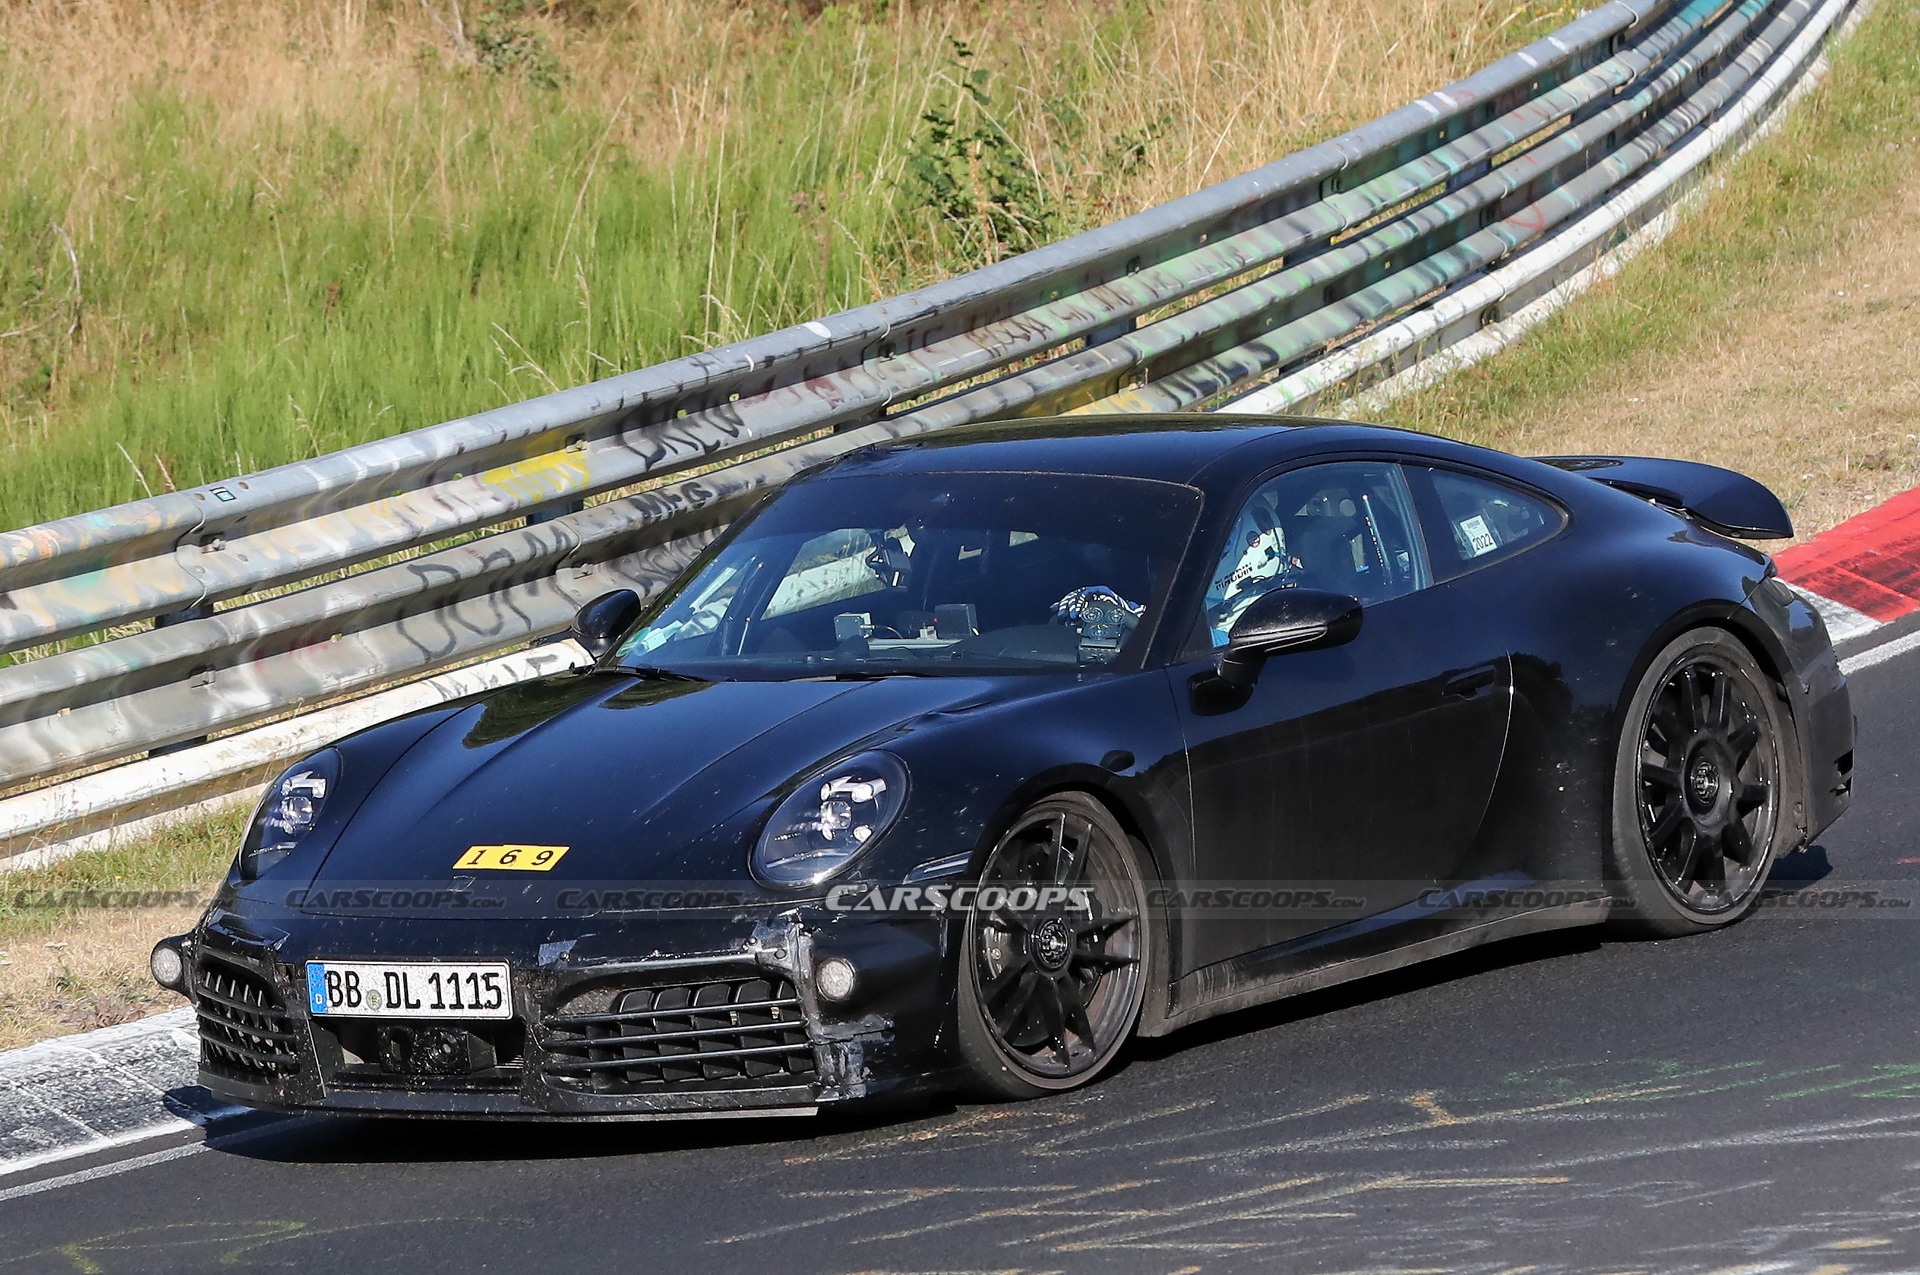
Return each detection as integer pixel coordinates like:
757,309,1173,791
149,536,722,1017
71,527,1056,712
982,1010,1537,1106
194,950,300,1080
540,974,816,1092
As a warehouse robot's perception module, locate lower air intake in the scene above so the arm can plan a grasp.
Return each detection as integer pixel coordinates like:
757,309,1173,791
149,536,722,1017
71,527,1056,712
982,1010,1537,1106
194,951,300,1080
540,973,816,1092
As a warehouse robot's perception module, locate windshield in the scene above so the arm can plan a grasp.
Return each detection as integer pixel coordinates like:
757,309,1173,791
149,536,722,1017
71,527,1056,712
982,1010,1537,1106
616,470,1201,678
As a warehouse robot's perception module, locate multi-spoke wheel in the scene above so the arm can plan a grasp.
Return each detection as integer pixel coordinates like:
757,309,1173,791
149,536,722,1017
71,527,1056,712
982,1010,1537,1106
954,793,1149,1097
1610,629,1793,934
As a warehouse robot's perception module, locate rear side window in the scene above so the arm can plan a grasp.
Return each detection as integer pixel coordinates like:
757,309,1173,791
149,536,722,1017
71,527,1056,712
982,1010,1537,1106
1409,467,1563,581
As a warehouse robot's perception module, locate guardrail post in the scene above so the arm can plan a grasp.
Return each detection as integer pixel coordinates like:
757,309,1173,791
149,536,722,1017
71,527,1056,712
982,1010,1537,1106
148,603,214,757
1085,315,1136,350
529,499,588,646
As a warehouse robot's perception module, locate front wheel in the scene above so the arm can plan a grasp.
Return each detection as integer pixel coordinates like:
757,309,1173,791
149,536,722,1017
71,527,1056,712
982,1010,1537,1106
1608,629,1791,936
954,793,1149,1098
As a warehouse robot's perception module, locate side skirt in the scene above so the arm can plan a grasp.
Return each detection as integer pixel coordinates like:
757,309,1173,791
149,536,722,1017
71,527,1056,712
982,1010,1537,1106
1142,899,1609,1037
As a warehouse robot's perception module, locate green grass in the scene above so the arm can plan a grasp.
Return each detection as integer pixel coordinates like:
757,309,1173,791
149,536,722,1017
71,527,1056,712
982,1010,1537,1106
0,805,243,946
0,20,934,523
0,0,1565,533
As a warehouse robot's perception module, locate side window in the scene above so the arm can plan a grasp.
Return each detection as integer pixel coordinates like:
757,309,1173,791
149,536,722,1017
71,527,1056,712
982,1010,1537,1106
1409,466,1564,581
1202,461,1428,647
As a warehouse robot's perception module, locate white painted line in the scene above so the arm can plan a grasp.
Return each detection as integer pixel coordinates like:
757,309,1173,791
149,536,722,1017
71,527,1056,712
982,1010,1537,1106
0,1121,201,1188
0,1115,305,1206
0,1008,202,1177
0,1141,204,1206
0,1094,248,1184
1841,628,1920,675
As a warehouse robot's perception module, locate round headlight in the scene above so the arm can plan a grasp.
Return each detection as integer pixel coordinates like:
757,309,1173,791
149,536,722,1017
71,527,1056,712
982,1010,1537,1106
238,750,342,881
752,751,909,889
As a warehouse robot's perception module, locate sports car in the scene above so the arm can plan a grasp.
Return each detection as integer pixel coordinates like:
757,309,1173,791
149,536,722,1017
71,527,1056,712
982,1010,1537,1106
153,415,1854,1118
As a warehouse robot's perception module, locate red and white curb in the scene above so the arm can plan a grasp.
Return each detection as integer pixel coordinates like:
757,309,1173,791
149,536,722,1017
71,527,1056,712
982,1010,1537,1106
1775,486,1920,674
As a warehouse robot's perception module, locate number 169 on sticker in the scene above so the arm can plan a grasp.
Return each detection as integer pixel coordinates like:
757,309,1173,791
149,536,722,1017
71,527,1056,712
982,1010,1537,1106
453,844,570,871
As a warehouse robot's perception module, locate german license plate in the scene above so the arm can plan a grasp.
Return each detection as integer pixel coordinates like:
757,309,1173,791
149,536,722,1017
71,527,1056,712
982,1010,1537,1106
305,961,511,1019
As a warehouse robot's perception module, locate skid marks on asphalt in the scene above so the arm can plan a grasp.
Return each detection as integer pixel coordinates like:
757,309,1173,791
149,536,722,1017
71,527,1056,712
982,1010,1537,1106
716,1058,1920,1267
0,1215,539,1274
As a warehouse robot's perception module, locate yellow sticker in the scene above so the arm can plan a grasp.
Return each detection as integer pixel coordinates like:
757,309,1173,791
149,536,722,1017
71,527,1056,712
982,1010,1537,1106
454,844,570,872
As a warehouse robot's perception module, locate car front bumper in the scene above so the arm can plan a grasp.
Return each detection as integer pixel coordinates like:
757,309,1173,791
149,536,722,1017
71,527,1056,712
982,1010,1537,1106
181,904,956,1120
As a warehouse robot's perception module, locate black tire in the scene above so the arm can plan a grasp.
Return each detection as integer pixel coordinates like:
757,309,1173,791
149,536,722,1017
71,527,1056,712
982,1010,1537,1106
954,792,1149,1098
1608,628,1791,936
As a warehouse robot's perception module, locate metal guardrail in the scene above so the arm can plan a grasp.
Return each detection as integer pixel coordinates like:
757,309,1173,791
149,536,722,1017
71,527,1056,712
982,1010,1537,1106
0,0,1862,859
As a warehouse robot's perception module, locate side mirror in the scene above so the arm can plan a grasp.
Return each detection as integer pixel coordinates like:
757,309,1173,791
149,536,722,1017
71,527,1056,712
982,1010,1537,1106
569,589,644,660
1215,588,1363,690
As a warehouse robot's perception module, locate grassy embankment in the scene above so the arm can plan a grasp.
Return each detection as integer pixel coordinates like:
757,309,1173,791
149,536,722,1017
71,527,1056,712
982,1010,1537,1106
1377,0,1920,540
0,0,1565,1046
0,0,1554,530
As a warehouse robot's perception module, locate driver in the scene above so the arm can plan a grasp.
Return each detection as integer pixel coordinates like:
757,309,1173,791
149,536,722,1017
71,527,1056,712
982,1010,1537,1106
1204,501,1298,645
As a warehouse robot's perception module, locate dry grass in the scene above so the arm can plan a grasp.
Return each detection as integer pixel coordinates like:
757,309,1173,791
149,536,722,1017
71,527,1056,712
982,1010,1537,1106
1460,172,1920,541
0,804,239,1049
1380,0,1920,542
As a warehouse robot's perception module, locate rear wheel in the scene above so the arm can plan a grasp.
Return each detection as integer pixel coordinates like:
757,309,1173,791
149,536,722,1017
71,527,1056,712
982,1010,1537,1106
1609,629,1789,935
954,793,1148,1098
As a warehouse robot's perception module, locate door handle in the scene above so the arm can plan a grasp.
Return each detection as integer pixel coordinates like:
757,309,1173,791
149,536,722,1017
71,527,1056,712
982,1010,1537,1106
1442,664,1500,698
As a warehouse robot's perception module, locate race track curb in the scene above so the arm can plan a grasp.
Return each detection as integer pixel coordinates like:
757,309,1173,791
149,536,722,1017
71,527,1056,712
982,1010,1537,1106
1776,487,1920,646
0,1008,220,1179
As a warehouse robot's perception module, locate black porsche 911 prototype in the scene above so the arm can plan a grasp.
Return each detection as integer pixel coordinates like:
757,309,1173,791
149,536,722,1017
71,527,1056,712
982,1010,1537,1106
155,416,1853,1118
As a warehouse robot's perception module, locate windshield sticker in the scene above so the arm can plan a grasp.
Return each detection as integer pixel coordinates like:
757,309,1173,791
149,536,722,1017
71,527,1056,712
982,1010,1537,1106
1458,514,1499,557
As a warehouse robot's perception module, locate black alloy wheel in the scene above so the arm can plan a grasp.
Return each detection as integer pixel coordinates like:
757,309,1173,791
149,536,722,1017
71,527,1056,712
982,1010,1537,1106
1610,629,1791,934
954,792,1148,1097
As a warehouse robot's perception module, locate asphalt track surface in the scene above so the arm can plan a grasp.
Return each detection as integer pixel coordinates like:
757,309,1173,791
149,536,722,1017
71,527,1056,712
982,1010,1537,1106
6,625,1920,1274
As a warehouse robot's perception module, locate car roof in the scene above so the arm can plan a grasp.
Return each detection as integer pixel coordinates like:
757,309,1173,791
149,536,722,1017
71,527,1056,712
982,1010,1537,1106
815,414,1460,489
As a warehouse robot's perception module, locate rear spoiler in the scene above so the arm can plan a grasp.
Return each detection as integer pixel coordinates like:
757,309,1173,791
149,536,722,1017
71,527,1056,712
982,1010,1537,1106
1532,455,1792,540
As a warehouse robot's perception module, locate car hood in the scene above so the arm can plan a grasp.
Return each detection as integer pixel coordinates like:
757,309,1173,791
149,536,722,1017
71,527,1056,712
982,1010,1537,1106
302,671,1003,903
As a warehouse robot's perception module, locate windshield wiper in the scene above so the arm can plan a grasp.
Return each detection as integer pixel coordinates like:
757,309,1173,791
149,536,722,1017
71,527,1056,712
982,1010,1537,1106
613,664,713,683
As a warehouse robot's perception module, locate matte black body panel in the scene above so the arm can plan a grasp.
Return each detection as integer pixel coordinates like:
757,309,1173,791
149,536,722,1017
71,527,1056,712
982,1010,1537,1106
182,416,1852,1116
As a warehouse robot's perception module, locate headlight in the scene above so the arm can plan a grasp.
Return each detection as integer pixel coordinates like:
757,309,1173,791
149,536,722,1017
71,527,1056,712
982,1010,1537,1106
752,751,909,889
238,750,341,881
